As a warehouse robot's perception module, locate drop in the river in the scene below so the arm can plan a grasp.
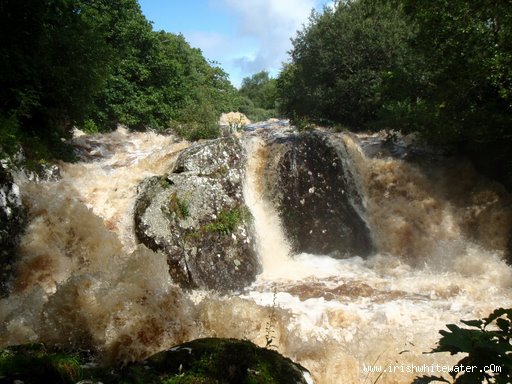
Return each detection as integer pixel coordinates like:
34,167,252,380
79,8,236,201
1,122,511,383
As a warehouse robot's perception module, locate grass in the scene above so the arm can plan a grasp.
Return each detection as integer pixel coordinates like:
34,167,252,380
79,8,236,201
168,191,190,220
203,206,252,235
0,344,84,383
183,205,252,243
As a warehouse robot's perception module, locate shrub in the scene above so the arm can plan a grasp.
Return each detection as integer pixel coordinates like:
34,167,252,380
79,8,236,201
81,119,99,135
414,308,512,383
170,96,221,141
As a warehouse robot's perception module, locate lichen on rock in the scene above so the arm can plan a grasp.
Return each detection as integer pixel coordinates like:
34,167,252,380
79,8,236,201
135,136,259,292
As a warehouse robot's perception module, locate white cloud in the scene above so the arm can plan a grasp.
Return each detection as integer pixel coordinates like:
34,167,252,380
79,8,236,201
182,30,259,86
215,0,320,80
223,0,315,37
186,31,230,54
175,0,332,87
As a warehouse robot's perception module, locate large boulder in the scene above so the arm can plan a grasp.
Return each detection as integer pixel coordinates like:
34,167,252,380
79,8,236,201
135,136,259,292
262,130,374,257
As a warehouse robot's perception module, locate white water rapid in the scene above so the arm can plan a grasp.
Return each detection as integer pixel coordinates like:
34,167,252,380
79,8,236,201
1,126,512,383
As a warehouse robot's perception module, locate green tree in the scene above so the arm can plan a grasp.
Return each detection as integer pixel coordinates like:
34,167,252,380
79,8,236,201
239,71,278,110
0,0,112,158
384,0,512,143
161,33,238,139
170,51,238,140
86,13,238,135
237,70,278,122
277,1,412,129
0,0,241,159
83,0,166,130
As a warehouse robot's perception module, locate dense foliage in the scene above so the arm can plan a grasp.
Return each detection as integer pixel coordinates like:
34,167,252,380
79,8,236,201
414,308,512,383
84,1,238,135
277,0,412,129
0,0,113,160
386,0,512,143
3,0,512,165
238,70,278,122
0,0,239,163
278,0,512,144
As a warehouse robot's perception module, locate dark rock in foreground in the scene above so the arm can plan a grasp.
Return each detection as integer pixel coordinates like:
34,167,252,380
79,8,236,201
0,339,312,383
142,338,312,384
135,136,259,292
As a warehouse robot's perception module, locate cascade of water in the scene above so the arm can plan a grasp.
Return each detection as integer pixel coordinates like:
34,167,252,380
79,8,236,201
240,128,512,383
0,125,511,383
242,135,297,278
0,128,198,361
343,134,512,265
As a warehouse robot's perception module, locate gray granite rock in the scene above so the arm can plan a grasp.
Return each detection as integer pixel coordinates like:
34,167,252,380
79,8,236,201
135,136,259,292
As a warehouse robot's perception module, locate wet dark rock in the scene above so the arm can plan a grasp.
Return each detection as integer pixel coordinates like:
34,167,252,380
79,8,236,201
1,147,61,182
0,165,26,295
358,132,453,161
135,136,259,292
21,162,61,182
263,130,374,257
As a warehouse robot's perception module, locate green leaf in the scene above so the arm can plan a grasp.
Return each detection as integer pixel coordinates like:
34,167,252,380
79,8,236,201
484,308,511,327
434,325,475,354
460,319,483,329
496,318,510,333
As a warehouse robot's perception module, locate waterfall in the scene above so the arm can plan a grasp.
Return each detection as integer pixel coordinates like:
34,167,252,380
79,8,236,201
343,134,512,266
242,134,307,279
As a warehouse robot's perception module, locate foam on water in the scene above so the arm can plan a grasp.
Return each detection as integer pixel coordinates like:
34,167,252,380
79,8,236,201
0,127,511,383
237,130,512,382
242,135,295,279
62,127,189,251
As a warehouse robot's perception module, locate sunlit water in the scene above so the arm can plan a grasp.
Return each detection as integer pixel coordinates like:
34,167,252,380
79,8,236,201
1,126,512,383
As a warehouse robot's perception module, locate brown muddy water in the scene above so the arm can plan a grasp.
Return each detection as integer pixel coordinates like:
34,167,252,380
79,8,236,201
1,126,511,383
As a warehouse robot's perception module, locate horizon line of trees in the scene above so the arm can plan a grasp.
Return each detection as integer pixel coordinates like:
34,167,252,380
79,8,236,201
1,0,511,167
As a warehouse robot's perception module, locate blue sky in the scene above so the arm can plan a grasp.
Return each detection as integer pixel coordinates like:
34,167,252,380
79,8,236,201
138,0,333,87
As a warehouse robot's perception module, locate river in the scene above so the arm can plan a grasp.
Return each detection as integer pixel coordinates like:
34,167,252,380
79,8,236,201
1,124,511,383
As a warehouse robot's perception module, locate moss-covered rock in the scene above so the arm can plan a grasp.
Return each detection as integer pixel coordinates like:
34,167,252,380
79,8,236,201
0,338,312,384
139,338,311,384
0,344,88,384
134,136,259,292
